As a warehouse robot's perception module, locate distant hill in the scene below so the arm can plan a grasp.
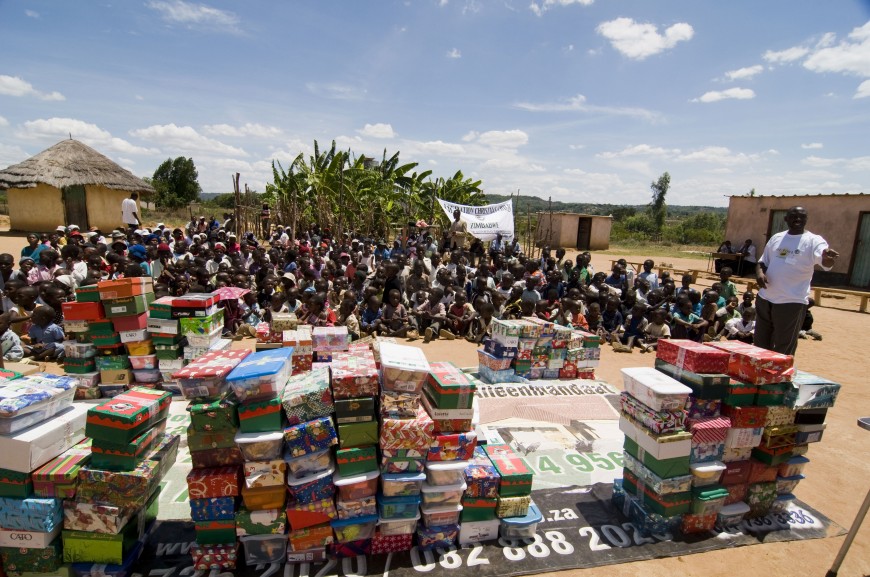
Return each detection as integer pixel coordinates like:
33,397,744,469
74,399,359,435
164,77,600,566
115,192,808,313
484,193,727,219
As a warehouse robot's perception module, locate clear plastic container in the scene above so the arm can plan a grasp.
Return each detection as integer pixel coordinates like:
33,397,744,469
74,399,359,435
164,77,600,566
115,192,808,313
717,502,749,527
133,369,162,383
129,354,158,370
689,461,726,487
330,514,378,543
416,523,459,550
241,534,287,565
98,384,128,398
378,512,420,536
377,493,421,520
333,469,380,501
381,472,426,497
425,461,470,486
499,502,542,539
776,474,805,495
459,519,501,546
336,495,377,520
421,503,462,528
778,456,809,478
235,430,284,461
421,481,466,508
770,492,796,515
0,386,76,434
287,466,336,504
285,449,333,480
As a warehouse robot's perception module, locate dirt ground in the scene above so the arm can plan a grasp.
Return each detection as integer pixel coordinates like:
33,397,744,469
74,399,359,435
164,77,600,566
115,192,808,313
3,229,867,577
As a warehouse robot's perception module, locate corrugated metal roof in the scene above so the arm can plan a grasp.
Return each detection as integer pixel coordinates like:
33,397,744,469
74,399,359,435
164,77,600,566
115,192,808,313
727,192,867,198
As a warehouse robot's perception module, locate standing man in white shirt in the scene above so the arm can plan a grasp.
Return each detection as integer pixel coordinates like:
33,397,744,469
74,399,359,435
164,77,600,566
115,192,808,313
121,192,141,234
754,206,838,355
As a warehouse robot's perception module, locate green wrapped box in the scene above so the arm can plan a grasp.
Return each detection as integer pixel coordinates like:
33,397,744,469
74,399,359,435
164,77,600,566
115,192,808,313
623,436,690,479
92,333,122,347
88,320,116,336
90,420,167,471
64,357,97,374
1,539,62,575
155,344,182,360
74,285,101,303
94,355,131,371
238,396,281,433
85,388,172,443
62,492,156,564
102,294,156,318
0,468,32,498
195,520,236,545
188,394,239,433
654,358,730,399
623,469,691,517
334,397,375,424
337,421,378,449
336,447,377,476
751,445,793,466
180,309,224,336
151,334,184,346
187,426,238,452
425,361,476,409
461,497,498,521
235,507,286,536
755,383,791,407
512,360,532,373
724,381,758,407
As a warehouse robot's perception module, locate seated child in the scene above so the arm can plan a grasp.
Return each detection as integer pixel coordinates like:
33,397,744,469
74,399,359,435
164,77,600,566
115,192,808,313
445,291,474,339
599,297,624,342
410,288,448,342
725,306,756,343
337,298,361,340
359,294,383,337
738,290,755,314
468,301,495,344
712,296,741,339
0,313,23,362
619,303,650,349
640,308,671,352
586,301,602,333
24,306,64,361
671,297,707,342
381,289,412,339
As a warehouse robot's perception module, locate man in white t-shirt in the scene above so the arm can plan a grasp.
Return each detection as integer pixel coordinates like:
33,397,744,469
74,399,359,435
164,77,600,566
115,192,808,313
121,192,140,233
755,206,838,355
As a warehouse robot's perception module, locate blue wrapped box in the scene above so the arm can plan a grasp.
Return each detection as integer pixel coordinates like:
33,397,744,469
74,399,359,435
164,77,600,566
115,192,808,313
0,497,62,532
612,479,682,537
785,370,841,409
190,497,236,521
283,417,338,458
225,348,293,404
482,339,518,360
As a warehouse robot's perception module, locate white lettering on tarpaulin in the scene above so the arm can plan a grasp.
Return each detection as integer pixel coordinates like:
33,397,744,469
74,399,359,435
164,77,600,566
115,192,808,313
436,199,514,242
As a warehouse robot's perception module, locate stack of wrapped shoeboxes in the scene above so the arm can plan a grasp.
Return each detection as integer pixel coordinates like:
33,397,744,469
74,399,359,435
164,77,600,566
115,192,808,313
282,328,313,375
66,387,177,568
177,349,251,571
97,278,157,396
0,377,87,577
256,311,297,349
62,285,105,399
226,348,294,567
614,367,693,536
479,318,600,383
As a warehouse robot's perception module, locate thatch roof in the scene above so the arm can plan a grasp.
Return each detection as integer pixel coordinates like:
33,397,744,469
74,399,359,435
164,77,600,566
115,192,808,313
0,139,155,194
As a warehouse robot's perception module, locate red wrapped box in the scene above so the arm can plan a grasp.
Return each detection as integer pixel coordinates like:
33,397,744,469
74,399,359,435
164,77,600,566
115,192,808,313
721,460,752,486
682,512,716,534
380,406,434,452
656,340,730,374
174,350,251,380
371,532,413,554
97,277,153,299
724,483,748,505
187,466,241,499
722,405,768,428
707,341,795,385
288,524,334,552
286,498,337,531
175,293,218,308
428,432,477,462
748,459,778,484
329,539,372,558
190,447,245,469
686,417,731,444
111,314,148,332
190,543,238,571
329,351,379,400
62,301,105,321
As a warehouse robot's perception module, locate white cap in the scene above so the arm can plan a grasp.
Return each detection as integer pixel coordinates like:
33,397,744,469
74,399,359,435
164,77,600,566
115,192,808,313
156,223,165,228
68,224,80,231
56,225,66,232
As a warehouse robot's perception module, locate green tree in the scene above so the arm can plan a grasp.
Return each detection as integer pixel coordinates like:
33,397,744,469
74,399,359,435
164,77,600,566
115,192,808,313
151,157,202,209
648,171,670,235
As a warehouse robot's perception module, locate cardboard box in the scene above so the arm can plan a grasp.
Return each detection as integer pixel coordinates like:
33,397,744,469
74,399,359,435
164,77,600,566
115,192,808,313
146,317,179,335
190,497,236,522
97,278,153,300
243,460,287,489
656,340,730,374
707,341,795,385
0,469,32,499
235,507,286,536
194,520,236,545
62,501,135,534
283,417,338,458
75,284,101,302
180,309,225,337
112,314,148,333
425,362,476,409
0,497,61,532
237,396,282,434
621,367,692,412
483,444,532,497
0,405,87,473
653,358,730,399
619,415,692,461
336,447,377,477
379,406,434,452
286,498,338,531
380,391,420,420
623,452,693,495
337,421,378,449
0,539,62,575
785,370,841,409
334,397,375,425
90,420,166,471
102,294,156,319
620,392,687,435
187,426,237,452
186,466,241,500
461,497,498,522
62,302,105,322
0,526,60,549
622,469,691,517
188,393,239,433
329,351,379,400
379,343,430,393
85,388,171,443
429,432,477,462
190,447,245,469
99,369,132,386
281,368,334,426
465,446,500,499
190,543,238,571
288,524,334,552
722,405,768,428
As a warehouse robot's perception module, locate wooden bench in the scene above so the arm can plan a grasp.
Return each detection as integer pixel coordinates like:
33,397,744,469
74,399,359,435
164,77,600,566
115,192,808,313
658,267,697,283
812,287,870,313
609,259,644,274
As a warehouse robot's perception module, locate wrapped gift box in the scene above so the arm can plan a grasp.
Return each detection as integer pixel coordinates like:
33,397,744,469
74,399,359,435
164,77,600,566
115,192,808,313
490,319,521,347
723,381,758,407
282,329,313,353
795,423,826,444
244,460,286,489
235,507,286,536
241,485,286,511
725,427,764,449
65,357,98,375
622,469,691,517
748,460,779,484
765,406,797,428
286,497,338,531
97,278,153,300
755,383,792,407
656,339,730,374
189,543,237,571
225,348,293,404
90,420,166,471
329,352,379,400
482,339,518,360
62,302,105,322
334,397,375,425
103,294,156,319
707,341,795,385
186,466,241,500
338,422,379,449
483,444,532,497
686,396,722,419
288,524,334,552
62,500,135,535
0,539,62,576
188,393,239,433
77,462,157,509
380,407,434,452
429,432,477,462
238,396,281,434
682,512,717,534
464,446,500,499
621,367,691,412
283,417,338,458
653,358,730,399
380,391,420,420
687,417,731,444
281,368,334,426
612,480,683,538
461,496,498,522
721,460,752,486
311,326,349,351
623,452,693,495
722,405,768,428
746,482,777,517
425,362,476,409
723,446,753,463
188,426,237,452
0,469,31,499
762,425,798,449
113,313,149,333
179,309,224,337
495,495,531,518
620,392,687,435
785,370,841,409
690,441,724,464
190,447,245,470
751,445,794,467
190,496,236,522
619,415,692,461
336,447,377,477
379,343,430,393
173,350,251,400
85,388,171,444
421,395,473,434
75,284,101,302
371,532,412,554
0,497,61,532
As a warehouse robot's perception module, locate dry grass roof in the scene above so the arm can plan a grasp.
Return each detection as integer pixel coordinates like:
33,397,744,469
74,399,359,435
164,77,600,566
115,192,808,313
0,139,154,194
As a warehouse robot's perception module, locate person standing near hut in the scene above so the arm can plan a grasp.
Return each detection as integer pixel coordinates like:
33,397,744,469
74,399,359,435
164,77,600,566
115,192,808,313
448,209,468,257
121,192,141,234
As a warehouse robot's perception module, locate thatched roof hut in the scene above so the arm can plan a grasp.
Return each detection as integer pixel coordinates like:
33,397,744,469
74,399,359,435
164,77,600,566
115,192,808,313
0,139,154,232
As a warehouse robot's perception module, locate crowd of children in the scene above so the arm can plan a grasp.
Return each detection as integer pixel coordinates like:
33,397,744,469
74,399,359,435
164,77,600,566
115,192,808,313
0,220,824,363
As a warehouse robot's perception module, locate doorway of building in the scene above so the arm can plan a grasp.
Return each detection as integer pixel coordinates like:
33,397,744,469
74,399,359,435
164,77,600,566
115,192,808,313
767,209,788,240
849,212,870,288
576,217,591,250
62,185,89,229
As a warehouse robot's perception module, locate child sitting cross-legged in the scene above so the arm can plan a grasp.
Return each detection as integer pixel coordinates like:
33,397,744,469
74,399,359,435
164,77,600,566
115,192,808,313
640,308,671,353
24,306,65,361
381,289,413,339
0,313,24,362
445,291,475,339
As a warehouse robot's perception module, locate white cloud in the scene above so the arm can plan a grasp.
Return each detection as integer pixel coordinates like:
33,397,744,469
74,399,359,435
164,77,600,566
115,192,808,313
529,0,593,17
0,143,30,168
676,146,761,166
803,21,870,77
801,142,823,150
24,10,39,18
0,116,7,127
203,123,283,138
514,93,660,121
447,48,462,59
724,65,763,81
596,17,694,60
146,0,238,29
415,140,465,156
763,46,810,64
358,123,396,139
130,123,247,156
467,129,528,149
18,117,159,155
597,144,679,159
0,75,65,101
439,0,449,6
693,87,755,103
802,155,870,171
856,79,870,99
305,82,367,101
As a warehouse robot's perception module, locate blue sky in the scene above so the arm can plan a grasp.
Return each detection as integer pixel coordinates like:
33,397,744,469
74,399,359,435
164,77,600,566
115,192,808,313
1,0,869,206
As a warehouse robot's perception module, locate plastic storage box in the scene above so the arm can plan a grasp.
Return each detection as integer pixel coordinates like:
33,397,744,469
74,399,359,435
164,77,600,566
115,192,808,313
421,503,462,528
333,469,379,501
331,514,377,543
499,502,543,539
425,461,470,486
241,534,287,565
378,494,421,520
717,501,750,527
381,472,426,497
421,481,466,508
286,466,335,504
690,461,726,487
778,456,809,478
285,449,333,480
378,513,420,536
235,431,284,462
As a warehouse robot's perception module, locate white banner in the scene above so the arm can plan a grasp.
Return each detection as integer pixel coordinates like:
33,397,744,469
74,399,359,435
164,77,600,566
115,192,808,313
437,198,514,242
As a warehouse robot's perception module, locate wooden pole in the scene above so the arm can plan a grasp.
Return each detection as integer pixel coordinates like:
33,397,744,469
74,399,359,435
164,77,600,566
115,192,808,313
337,155,345,241
233,173,241,238
547,195,553,250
